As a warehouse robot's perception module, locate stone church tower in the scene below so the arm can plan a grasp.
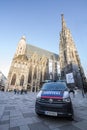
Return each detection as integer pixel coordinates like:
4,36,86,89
59,14,85,88
7,36,59,91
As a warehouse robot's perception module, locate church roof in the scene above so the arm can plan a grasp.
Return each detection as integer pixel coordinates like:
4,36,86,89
26,44,59,60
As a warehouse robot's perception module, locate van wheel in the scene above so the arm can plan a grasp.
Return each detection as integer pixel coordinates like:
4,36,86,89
67,115,74,121
36,112,42,116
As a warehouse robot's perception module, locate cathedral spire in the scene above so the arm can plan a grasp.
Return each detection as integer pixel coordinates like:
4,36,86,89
59,14,85,88
61,14,67,30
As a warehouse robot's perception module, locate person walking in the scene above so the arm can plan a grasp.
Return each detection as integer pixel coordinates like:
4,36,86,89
83,78,87,97
14,89,17,94
69,84,75,98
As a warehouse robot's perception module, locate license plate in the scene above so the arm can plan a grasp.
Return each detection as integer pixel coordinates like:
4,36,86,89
45,111,57,116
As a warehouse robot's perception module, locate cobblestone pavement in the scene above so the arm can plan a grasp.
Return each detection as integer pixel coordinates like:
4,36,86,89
0,90,87,130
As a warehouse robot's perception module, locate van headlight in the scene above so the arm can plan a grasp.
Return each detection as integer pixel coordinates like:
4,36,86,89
36,91,42,101
63,91,71,102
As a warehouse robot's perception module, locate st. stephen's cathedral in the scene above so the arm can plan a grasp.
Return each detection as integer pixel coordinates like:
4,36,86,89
7,14,85,91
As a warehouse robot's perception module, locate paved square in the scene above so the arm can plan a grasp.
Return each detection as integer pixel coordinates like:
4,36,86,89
0,90,87,130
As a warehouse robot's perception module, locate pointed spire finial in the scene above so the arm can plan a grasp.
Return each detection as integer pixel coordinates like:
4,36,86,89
61,14,67,30
21,35,26,41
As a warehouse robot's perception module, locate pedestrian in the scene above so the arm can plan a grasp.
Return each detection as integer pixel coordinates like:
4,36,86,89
24,89,27,94
17,89,19,94
32,87,35,92
69,85,75,97
14,89,16,94
20,89,23,94
83,81,87,97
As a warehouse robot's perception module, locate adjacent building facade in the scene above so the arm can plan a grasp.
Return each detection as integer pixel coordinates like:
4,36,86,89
0,71,7,90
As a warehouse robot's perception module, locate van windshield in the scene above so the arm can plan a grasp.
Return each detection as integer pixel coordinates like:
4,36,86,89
41,82,67,91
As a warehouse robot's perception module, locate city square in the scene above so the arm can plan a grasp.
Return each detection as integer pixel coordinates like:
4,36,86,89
0,90,87,130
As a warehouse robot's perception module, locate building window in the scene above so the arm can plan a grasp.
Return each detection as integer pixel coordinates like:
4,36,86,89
20,75,24,86
72,51,74,58
64,51,67,63
11,74,16,85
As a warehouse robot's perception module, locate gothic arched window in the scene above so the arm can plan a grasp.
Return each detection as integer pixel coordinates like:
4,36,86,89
28,66,32,83
44,71,47,80
20,75,24,86
64,50,67,63
40,72,42,82
11,74,16,85
33,67,37,80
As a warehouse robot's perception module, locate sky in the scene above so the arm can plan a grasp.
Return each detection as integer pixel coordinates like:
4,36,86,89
0,0,87,78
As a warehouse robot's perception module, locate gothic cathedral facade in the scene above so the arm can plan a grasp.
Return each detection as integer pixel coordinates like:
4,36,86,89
7,14,85,91
7,36,59,91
